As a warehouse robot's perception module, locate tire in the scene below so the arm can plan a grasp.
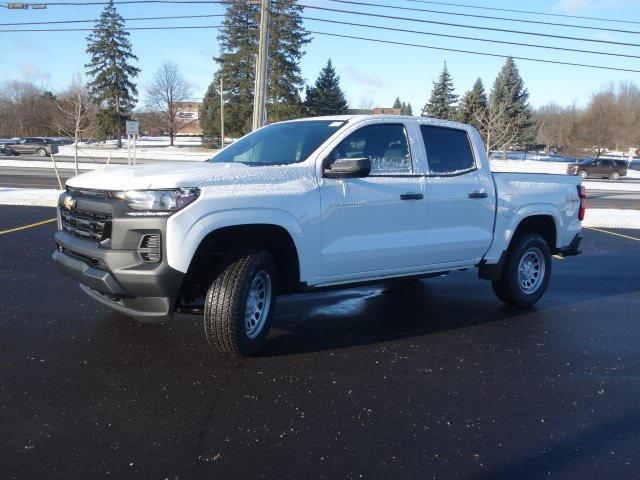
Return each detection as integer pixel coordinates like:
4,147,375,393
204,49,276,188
204,247,277,356
579,170,588,179
609,171,620,180
3,147,12,156
37,148,47,157
491,233,552,307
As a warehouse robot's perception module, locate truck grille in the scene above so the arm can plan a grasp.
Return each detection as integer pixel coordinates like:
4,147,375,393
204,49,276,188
60,209,112,242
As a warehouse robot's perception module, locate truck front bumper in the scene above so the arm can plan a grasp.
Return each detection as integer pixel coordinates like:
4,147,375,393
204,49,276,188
53,226,184,323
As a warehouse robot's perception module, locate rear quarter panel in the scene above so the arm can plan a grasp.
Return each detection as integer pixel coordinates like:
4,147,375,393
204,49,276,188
483,173,581,263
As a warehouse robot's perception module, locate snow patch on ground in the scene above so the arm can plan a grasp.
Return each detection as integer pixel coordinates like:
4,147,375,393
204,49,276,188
0,188,63,207
582,209,640,230
57,137,219,161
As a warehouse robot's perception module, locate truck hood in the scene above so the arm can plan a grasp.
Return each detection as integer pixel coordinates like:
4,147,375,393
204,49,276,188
66,161,262,190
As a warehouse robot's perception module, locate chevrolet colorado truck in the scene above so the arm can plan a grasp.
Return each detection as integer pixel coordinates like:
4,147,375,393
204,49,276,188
53,116,584,356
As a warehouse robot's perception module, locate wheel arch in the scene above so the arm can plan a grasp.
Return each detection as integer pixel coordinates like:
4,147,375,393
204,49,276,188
177,222,303,307
479,212,558,281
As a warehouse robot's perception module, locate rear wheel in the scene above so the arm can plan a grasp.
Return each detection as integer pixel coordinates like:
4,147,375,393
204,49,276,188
609,171,620,180
204,247,277,356
579,170,588,179
492,233,551,307
4,147,14,156
37,148,47,157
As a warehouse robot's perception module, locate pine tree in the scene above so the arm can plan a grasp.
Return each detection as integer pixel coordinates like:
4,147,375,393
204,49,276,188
489,57,535,145
85,0,140,147
200,81,222,147
393,97,402,109
304,59,348,116
201,0,309,139
422,62,458,120
458,78,488,132
400,102,413,116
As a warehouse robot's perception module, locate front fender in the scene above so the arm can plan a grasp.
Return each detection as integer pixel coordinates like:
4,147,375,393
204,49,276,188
166,206,305,274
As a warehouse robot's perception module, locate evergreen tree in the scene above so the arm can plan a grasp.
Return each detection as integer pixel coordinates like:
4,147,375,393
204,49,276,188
458,78,488,132
85,0,140,147
422,62,458,120
303,59,348,116
489,57,535,145
400,102,413,116
201,0,309,139
393,97,402,109
200,81,222,147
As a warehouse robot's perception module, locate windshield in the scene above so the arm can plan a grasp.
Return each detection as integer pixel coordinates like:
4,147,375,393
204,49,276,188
209,120,345,166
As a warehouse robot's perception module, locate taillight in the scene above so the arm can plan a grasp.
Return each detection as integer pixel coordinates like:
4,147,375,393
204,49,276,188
577,185,586,221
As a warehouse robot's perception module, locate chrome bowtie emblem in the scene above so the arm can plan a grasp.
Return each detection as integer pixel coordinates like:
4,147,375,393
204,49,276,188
62,196,77,210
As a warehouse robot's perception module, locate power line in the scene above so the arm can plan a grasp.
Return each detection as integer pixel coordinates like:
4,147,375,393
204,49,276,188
13,0,229,5
0,22,636,73
5,12,639,61
404,0,640,26
302,16,640,60
0,14,224,26
308,30,640,73
0,24,221,31
296,3,640,48
325,0,640,35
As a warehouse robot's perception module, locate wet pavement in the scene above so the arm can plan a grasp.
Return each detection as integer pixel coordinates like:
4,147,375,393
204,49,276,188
2,206,640,479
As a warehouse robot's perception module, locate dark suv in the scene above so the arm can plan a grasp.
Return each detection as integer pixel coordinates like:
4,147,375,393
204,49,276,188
2,137,59,157
567,158,628,180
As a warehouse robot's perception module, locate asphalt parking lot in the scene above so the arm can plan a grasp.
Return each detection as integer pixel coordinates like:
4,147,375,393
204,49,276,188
2,205,640,479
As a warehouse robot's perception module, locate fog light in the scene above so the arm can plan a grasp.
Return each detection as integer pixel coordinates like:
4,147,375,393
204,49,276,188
138,234,161,262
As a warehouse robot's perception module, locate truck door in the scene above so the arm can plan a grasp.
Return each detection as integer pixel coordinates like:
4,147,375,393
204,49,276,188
319,123,427,280
421,125,495,265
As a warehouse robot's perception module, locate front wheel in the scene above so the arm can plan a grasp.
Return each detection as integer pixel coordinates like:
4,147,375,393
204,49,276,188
579,170,588,179
204,247,277,356
492,233,551,307
37,148,47,157
609,171,620,180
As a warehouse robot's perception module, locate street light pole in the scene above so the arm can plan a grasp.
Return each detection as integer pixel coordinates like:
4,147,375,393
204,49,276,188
252,0,271,131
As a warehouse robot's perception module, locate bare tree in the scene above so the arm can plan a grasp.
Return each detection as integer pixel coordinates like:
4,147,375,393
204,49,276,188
474,102,518,156
145,61,193,146
0,80,56,137
577,90,619,158
54,74,98,173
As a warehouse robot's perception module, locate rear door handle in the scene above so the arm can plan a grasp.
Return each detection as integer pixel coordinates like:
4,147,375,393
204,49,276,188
468,191,488,199
400,193,424,200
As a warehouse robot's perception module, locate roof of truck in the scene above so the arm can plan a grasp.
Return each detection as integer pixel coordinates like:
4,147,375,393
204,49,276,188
288,114,474,131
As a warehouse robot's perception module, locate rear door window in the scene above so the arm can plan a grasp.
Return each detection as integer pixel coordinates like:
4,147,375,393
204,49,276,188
420,125,475,175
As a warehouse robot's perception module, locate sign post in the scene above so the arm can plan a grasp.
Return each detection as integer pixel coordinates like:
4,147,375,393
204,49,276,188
126,120,140,166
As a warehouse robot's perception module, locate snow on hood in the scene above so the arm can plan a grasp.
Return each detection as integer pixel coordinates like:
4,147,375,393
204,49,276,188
65,161,306,191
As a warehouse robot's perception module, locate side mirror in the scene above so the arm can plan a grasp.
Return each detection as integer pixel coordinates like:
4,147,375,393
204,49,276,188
324,157,371,179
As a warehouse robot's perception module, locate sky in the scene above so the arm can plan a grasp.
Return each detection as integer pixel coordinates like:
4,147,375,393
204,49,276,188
1,0,640,112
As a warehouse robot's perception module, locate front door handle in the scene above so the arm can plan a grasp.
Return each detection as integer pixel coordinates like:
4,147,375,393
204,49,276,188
468,191,488,199
400,193,424,200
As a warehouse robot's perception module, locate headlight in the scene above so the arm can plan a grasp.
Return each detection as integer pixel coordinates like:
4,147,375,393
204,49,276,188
118,188,200,213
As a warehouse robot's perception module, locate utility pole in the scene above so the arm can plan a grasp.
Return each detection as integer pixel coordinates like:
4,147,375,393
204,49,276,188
220,75,225,148
252,0,271,131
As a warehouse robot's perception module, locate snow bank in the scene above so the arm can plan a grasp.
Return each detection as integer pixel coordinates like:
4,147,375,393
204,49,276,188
0,187,63,207
57,144,216,162
582,209,640,230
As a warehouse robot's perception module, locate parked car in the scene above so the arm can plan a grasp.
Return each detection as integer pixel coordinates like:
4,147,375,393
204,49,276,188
53,115,584,356
2,137,59,157
567,158,627,180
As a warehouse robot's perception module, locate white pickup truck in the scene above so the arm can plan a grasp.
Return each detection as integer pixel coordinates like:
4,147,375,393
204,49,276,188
53,116,584,356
